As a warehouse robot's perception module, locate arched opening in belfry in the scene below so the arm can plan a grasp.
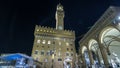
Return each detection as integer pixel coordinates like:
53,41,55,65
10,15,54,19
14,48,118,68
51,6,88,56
88,39,103,65
100,27,120,67
82,46,90,67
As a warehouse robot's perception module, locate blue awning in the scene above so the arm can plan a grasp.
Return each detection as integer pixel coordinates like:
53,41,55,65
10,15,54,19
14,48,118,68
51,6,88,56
0,53,32,61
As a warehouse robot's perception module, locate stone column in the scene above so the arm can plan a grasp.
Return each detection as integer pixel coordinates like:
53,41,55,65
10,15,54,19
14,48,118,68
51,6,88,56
96,50,101,66
87,48,94,67
98,42,109,68
81,55,86,68
78,56,82,68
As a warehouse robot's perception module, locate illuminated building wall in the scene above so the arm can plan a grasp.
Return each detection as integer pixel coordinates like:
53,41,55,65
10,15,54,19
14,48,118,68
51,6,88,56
31,3,76,68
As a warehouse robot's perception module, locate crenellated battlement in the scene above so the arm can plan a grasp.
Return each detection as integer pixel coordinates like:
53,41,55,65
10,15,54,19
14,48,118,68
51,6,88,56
34,25,75,38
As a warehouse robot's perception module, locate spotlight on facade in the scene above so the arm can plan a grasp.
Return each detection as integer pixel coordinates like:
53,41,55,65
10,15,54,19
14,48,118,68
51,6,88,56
113,16,120,25
118,16,120,20
116,16,120,25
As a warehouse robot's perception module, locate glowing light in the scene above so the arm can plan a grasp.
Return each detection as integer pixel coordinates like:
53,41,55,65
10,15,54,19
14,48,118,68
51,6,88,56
42,40,45,44
48,41,51,44
118,16,120,20
37,29,39,31
82,46,87,54
66,42,69,46
37,40,40,43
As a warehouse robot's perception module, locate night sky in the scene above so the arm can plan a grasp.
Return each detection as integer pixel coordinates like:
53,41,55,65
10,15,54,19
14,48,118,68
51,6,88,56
0,0,120,55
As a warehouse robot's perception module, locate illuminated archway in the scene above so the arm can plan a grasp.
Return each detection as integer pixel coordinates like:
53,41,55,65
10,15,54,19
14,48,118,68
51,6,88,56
99,26,115,44
88,39,103,65
81,46,90,67
88,39,98,51
99,26,120,67
82,46,87,54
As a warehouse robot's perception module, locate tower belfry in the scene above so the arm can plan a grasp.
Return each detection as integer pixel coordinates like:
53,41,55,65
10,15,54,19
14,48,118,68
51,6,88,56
55,3,64,30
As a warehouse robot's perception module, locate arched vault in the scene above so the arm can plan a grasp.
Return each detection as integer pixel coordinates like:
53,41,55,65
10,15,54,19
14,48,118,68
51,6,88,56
88,39,98,51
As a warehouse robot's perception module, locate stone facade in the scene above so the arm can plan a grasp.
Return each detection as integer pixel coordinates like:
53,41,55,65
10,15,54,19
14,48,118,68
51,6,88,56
78,6,120,68
31,3,76,68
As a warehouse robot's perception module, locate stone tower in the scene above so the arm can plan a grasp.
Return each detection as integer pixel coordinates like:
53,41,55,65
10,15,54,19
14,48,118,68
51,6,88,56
56,3,64,30
31,3,76,68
